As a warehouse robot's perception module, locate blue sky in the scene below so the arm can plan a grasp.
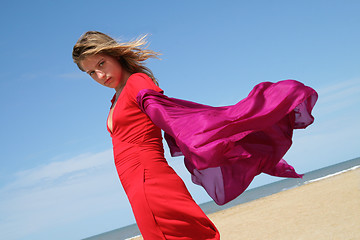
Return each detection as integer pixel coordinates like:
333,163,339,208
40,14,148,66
1,1,359,239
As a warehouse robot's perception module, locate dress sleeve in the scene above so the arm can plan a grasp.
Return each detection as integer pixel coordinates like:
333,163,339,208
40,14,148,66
125,73,163,101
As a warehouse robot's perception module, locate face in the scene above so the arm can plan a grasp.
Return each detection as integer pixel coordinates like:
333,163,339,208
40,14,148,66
80,54,129,92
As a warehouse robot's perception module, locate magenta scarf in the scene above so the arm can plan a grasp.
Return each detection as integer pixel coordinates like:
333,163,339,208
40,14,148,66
137,80,318,205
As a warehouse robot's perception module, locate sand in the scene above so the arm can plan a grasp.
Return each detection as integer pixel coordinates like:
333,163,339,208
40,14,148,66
131,168,360,240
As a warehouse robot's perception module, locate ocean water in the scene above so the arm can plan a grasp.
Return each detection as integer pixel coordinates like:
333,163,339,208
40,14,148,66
83,157,360,240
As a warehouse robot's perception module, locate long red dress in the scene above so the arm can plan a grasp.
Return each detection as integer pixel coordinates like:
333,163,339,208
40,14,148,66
108,73,220,239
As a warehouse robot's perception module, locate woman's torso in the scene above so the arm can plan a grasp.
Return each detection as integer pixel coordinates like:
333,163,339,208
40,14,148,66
107,73,165,180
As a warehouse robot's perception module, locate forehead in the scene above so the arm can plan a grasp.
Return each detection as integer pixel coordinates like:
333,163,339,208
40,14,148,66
80,54,105,71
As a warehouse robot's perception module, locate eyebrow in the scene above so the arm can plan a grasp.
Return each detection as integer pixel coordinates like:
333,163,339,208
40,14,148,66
86,58,104,75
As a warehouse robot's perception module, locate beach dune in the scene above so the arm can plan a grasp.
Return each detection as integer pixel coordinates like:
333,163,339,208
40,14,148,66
132,168,360,240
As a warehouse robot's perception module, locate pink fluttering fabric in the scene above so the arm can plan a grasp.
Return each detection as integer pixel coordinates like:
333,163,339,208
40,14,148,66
137,80,318,205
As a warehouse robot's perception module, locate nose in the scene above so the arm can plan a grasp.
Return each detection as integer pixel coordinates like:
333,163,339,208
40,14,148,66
95,70,106,79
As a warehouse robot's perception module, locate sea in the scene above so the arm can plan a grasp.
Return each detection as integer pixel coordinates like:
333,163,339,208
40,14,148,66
83,157,360,240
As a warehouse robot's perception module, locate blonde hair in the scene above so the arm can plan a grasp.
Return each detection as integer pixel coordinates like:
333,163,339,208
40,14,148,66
72,31,160,84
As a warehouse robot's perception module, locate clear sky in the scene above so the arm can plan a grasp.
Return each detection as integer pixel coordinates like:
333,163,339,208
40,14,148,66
1,1,359,239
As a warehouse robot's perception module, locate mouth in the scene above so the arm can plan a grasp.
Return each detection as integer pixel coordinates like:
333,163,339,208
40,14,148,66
104,77,111,85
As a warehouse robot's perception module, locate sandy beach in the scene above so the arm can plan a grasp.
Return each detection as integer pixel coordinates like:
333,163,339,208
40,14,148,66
132,167,360,240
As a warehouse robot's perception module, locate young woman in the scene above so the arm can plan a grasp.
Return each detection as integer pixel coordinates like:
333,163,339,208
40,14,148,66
73,31,220,239
72,31,317,239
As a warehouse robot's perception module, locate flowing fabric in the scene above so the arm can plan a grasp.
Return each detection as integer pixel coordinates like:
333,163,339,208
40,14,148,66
137,80,318,205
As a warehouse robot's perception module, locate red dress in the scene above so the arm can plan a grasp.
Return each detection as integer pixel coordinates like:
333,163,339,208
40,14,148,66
108,73,219,239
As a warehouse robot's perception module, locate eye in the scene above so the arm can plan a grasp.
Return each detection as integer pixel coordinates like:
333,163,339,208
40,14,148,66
99,61,105,67
89,71,95,76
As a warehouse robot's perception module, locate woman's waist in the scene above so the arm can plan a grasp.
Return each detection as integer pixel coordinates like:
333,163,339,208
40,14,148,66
113,141,165,163
114,144,170,180
112,138,164,151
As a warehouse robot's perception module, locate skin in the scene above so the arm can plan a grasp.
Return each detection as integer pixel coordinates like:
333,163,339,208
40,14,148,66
80,54,132,132
80,54,131,94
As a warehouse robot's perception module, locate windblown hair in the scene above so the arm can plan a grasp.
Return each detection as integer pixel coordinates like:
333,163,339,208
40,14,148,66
72,31,160,84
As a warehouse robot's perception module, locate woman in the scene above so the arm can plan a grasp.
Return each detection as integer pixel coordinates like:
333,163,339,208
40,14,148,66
73,31,220,239
73,31,317,239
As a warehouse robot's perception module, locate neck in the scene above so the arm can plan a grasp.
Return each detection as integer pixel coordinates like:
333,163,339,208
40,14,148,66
114,71,132,99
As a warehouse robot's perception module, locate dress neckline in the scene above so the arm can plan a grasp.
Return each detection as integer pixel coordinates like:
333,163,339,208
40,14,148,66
107,83,126,134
